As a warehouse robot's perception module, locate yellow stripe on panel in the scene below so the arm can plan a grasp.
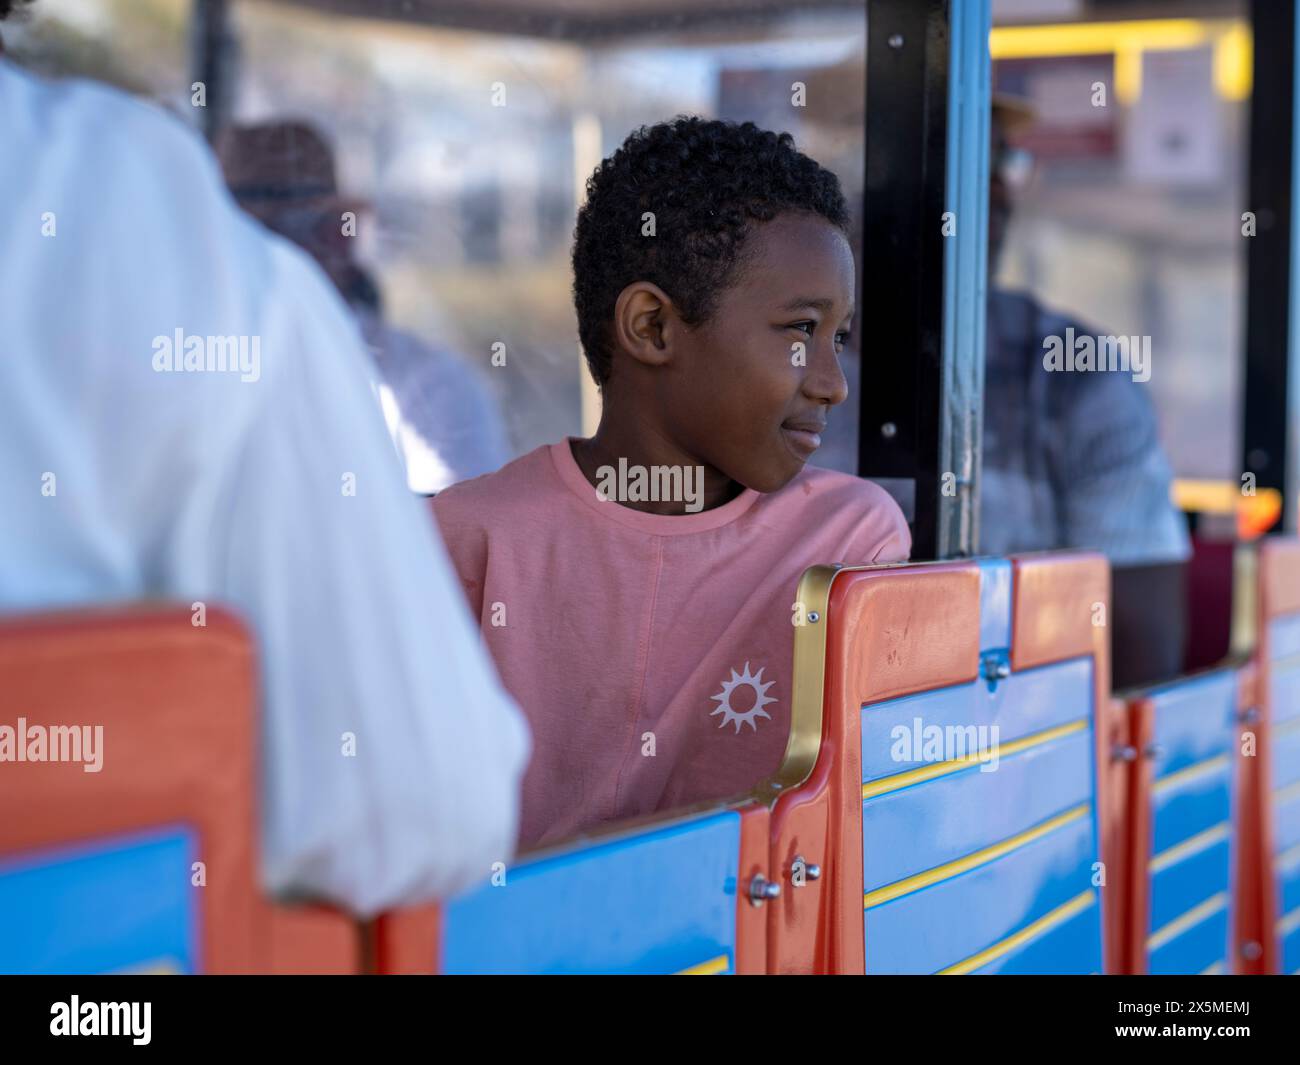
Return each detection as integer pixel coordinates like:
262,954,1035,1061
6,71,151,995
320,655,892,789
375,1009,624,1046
937,890,1096,975
1273,716,1300,739
862,720,1087,800
1148,893,1229,952
676,954,730,975
1275,841,1300,871
1199,960,1226,975
1152,755,1230,796
865,804,1090,909
1149,823,1230,874
1274,779,1300,806
1277,907,1300,939
108,957,183,975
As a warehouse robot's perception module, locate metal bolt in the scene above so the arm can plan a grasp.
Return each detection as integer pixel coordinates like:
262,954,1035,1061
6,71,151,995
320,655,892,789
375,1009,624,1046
791,855,822,885
888,33,904,49
1112,744,1138,763
1241,940,1263,962
1143,743,1165,759
749,874,781,907
980,655,1010,682
881,421,897,439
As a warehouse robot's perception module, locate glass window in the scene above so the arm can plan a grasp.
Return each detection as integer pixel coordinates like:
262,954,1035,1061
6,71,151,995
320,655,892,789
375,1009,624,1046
990,7,1249,496
217,1,868,482
987,5,1251,684
10,1,870,489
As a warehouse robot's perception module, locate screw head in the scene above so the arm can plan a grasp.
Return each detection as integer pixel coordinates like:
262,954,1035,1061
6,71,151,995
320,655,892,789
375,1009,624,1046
881,421,897,439
980,655,1010,682
749,875,781,907
888,33,904,49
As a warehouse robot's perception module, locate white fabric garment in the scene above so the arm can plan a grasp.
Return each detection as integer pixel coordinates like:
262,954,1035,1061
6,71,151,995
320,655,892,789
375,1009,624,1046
0,61,530,916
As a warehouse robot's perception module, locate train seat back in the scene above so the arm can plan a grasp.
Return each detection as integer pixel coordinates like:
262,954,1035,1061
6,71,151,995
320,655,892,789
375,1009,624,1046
767,554,1121,974
374,802,769,974
1125,671,1241,974
0,606,358,974
1258,538,1300,974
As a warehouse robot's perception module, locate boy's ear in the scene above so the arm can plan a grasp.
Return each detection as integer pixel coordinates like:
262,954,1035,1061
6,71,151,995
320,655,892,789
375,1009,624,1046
613,281,678,369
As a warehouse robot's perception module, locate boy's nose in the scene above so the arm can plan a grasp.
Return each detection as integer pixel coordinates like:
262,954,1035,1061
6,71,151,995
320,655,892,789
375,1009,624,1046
804,344,849,407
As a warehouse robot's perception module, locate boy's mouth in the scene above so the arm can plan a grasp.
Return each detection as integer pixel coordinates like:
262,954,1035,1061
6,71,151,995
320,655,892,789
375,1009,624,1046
781,417,825,457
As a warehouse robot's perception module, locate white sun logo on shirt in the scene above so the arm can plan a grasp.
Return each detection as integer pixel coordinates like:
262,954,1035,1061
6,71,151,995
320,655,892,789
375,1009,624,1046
710,662,776,733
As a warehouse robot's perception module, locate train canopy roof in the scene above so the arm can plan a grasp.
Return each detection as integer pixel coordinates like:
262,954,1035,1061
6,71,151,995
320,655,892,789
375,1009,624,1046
251,0,861,40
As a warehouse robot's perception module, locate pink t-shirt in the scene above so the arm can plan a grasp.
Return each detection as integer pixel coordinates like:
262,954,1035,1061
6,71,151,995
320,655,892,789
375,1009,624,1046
431,440,912,849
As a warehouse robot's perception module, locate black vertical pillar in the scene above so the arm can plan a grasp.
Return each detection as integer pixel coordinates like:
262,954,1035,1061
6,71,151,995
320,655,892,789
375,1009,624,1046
860,0,952,560
1243,0,1298,533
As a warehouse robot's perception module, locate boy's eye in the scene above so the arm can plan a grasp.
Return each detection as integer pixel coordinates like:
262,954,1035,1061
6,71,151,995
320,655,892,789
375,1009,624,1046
835,331,850,347
788,321,816,336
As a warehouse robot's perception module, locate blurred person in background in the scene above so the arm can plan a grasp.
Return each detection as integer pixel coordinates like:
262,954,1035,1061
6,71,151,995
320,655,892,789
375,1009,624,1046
983,95,1190,690
216,121,511,494
0,3,528,916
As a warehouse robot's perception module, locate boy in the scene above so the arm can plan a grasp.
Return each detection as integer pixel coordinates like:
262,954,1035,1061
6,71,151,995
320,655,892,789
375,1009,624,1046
433,117,910,849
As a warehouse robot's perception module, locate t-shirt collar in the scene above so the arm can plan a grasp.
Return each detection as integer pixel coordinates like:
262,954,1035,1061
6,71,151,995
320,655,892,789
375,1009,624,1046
548,438,761,535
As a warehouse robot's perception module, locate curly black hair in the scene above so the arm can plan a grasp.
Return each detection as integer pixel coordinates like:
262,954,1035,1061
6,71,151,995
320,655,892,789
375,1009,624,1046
572,115,850,388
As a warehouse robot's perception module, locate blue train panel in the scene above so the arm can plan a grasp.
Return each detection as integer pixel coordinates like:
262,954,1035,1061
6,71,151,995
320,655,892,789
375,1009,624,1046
1141,673,1236,974
865,807,1099,974
1271,659,1300,728
0,827,198,974
442,811,740,974
1269,614,1300,664
1276,783,1300,855
1149,832,1230,934
969,892,1101,975
863,724,1091,892
861,657,1093,782
1279,845,1300,915
1272,721,1300,792
1148,894,1230,976
1146,672,1236,778
1151,758,1232,855
1271,616,1300,973
1282,915,1300,975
